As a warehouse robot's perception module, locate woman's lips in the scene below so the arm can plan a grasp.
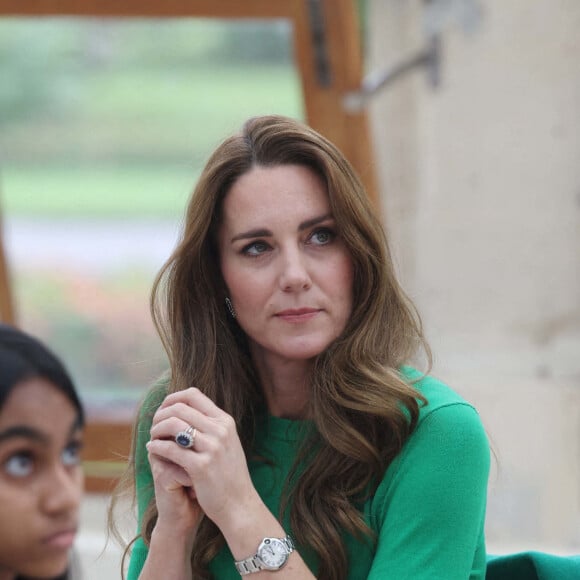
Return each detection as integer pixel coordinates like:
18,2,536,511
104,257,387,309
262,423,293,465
275,308,321,322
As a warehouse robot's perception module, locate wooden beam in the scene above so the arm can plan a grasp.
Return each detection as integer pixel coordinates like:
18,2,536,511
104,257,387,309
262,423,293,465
0,0,293,18
292,0,379,206
0,213,15,325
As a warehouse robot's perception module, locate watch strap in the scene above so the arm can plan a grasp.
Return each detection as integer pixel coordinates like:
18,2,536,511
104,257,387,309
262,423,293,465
235,555,263,576
235,535,294,576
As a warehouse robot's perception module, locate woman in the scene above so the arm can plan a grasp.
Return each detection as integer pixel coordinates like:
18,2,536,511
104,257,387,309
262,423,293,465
0,323,84,580
121,115,489,579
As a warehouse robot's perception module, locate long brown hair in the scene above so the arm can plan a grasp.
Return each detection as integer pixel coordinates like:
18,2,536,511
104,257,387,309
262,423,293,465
118,115,430,579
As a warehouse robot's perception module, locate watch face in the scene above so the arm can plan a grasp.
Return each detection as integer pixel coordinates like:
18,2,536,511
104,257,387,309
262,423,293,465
258,538,289,570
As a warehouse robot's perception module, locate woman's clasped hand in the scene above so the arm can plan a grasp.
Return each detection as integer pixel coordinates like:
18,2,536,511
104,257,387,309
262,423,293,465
146,388,260,537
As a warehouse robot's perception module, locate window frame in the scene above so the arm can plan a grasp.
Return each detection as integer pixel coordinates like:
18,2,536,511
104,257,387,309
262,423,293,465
0,0,377,491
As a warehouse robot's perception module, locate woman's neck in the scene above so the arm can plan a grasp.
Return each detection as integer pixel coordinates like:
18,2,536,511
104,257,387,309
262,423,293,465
250,348,312,419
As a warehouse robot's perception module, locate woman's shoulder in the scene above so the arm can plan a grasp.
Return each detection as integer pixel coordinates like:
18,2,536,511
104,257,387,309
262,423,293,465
374,366,490,498
400,365,481,425
397,366,489,464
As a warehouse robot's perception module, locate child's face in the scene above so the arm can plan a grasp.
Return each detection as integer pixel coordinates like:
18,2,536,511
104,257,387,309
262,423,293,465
0,378,84,579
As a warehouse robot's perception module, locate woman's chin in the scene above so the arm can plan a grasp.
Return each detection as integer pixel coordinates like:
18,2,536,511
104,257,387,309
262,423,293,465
249,333,339,364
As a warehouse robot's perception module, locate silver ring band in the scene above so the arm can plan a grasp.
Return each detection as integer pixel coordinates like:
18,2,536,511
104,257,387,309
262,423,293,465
175,426,197,449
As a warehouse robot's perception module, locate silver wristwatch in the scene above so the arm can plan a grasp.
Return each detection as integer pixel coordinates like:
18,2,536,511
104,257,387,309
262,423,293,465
234,535,294,575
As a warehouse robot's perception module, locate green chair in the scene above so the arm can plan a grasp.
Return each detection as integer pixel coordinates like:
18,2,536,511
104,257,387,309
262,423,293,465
486,551,580,580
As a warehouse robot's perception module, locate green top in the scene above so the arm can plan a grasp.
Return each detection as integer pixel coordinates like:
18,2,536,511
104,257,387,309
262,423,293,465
127,368,489,579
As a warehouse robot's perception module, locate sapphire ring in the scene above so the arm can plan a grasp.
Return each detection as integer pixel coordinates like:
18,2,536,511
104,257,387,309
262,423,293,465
175,425,197,449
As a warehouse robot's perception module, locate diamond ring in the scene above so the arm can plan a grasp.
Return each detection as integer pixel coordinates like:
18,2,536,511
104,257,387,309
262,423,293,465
175,425,197,449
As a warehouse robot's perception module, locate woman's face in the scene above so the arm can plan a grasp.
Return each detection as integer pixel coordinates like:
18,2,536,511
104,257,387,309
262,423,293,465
218,163,354,366
0,378,83,579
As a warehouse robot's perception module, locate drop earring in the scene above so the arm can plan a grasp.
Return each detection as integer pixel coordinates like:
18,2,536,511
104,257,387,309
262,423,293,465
225,297,237,319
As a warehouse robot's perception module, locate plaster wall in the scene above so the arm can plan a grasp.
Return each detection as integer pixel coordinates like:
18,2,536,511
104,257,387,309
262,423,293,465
368,0,580,553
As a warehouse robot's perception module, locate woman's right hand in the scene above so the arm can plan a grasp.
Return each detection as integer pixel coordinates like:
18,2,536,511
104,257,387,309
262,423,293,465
137,421,202,580
146,420,204,537
146,387,260,534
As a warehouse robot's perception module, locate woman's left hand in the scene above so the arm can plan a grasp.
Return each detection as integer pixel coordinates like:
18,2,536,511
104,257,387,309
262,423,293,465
147,387,260,532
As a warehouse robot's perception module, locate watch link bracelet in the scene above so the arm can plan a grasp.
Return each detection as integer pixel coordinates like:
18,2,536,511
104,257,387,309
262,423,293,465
235,535,295,575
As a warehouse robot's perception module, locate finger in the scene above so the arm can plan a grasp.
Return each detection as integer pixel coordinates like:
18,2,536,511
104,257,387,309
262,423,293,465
153,402,213,433
160,388,224,419
151,419,212,455
147,446,193,489
147,438,209,478
150,420,216,459
151,417,206,453
150,416,196,443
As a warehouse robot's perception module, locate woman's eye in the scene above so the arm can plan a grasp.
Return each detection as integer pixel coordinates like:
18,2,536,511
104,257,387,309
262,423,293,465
310,228,335,245
62,442,82,467
4,453,34,478
242,241,270,256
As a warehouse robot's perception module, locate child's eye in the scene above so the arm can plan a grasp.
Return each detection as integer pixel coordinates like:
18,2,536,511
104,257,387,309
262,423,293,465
4,453,34,478
62,442,83,467
309,228,335,245
242,241,270,256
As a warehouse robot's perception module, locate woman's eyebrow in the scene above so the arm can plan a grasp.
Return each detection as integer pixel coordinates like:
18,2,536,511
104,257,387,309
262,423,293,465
230,213,334,243
0,425,48,445
231,228,272,243
298,213,333,231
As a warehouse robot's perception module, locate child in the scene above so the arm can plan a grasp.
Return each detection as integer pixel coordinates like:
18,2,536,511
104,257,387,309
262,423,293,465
0,323,85,580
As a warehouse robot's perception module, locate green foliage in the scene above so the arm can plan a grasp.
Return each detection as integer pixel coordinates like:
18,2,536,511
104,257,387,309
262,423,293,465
1,164,195,218
215,20,293,63
0,18,295,128
0,20,85,124
0,19,303,217
1,63,301,162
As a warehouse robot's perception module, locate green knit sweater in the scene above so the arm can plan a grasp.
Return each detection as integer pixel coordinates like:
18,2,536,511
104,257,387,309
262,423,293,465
126,368,489,579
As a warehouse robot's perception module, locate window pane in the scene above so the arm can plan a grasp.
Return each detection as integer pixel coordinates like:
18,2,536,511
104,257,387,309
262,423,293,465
0,17,303,416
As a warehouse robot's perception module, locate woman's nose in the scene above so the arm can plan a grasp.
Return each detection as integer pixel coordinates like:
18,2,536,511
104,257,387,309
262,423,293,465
41,466,83,516
278,248,312,292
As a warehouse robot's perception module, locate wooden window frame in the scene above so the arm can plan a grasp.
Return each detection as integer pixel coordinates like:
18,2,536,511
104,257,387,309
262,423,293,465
0,0,377,492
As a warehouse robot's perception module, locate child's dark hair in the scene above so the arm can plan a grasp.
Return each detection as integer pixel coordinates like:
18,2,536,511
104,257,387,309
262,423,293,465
0,323,84,425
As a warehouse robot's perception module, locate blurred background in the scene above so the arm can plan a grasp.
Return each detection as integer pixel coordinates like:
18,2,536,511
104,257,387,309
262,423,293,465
0,16,302,410
0,0,578,577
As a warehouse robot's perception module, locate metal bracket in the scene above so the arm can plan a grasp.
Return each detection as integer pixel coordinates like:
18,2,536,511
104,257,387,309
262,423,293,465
342,0,483,112
343,35,440,113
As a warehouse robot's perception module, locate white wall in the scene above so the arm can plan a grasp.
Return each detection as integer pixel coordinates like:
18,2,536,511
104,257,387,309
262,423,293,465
368,0,580,553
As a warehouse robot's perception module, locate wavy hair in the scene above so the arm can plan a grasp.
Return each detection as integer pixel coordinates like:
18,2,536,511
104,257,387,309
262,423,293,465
118,115,430,580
